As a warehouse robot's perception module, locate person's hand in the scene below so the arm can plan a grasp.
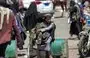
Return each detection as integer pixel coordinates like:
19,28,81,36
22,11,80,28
37,29,41,32
35,29,41,34
36,29,45,34
17,40,24,50
31,28,36,33
39,28,46,32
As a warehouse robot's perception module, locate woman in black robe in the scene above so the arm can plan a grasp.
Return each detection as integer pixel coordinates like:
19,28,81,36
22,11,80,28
69,1,82,39
24,2,38,31
24,2,43,31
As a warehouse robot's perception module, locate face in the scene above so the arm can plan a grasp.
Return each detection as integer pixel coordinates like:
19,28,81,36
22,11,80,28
70,1,75,6
44,16,51,23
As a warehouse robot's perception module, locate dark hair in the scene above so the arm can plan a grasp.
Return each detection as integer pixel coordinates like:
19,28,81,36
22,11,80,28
70,0,75,6
82,0,85,4
0,0,10,8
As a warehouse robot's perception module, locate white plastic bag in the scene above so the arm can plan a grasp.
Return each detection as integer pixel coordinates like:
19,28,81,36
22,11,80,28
68,18,71,24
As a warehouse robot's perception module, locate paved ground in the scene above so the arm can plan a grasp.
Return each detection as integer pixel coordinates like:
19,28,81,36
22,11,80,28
53,6,80,58
54,6,90,58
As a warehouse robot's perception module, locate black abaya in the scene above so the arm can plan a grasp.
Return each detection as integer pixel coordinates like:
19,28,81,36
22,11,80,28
70,21,82,36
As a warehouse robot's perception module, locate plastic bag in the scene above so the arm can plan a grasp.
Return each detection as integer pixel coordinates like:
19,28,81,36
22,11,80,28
5,40,17,58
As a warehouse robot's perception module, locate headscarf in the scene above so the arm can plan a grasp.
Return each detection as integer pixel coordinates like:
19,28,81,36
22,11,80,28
70,0,75,6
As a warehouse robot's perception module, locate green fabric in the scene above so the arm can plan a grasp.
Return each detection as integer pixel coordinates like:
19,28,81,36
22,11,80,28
5,40,16,58
51,38,65,55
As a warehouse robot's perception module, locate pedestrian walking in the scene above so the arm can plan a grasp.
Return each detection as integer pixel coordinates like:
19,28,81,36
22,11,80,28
0,2,24,58
69,0,82,39
53,0,67,17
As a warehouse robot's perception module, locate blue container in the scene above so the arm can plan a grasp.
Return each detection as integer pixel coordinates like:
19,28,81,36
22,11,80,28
51,38,65,55
84,15,90,26
44,3,49,6
5,40,17,58
87,20,90,26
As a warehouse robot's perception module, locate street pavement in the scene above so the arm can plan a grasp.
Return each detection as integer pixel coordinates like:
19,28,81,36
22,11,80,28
53,6,90,58
52,6,80,58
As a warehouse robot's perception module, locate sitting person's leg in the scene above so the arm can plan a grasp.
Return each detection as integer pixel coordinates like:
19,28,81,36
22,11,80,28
45,36,53,58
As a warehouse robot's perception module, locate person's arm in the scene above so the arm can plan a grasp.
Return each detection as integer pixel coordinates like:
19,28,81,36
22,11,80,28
40,22,55,32
12,13,24,49
50,23,56,42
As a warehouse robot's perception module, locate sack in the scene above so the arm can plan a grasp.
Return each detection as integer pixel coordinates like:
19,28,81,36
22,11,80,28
5,40,17,58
